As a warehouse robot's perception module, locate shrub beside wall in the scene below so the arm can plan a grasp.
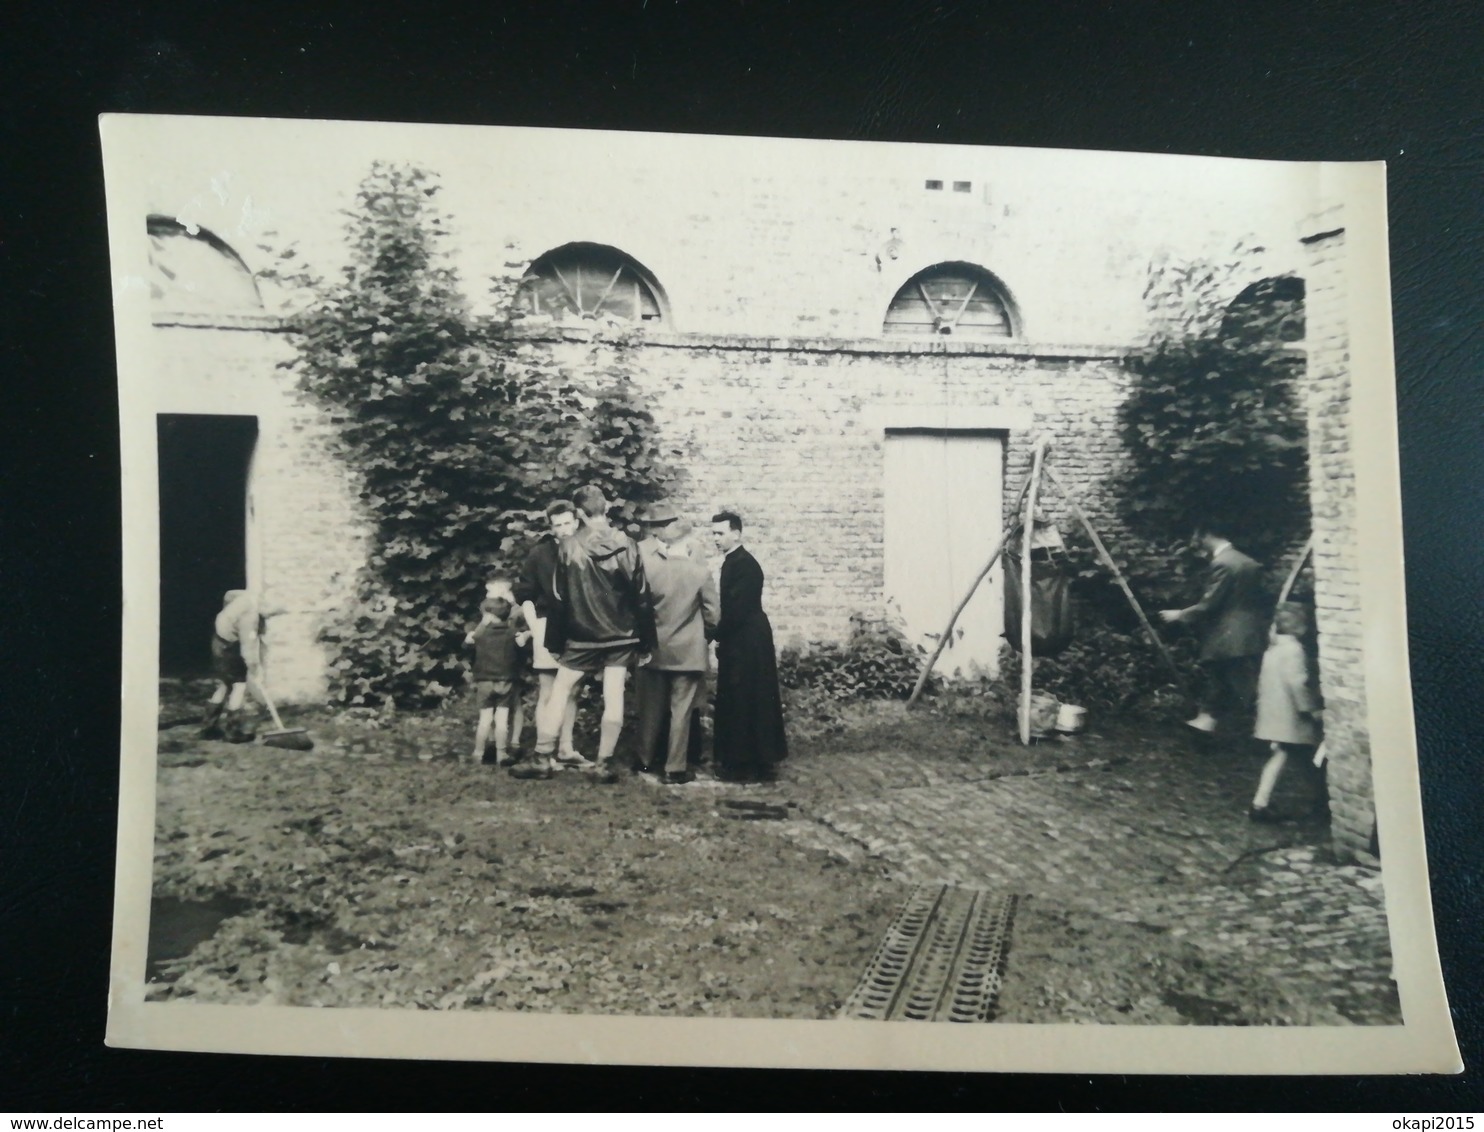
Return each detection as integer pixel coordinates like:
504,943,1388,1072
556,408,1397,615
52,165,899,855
273,162,674,707
778,616,934,737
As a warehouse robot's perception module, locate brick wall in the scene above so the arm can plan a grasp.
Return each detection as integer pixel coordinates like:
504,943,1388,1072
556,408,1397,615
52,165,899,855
1297,212,1375,858
149,319,1149,700
251,390,371,703
147,310,1316,710
131,123,1338,705
535,329,1134,649
151,319,371,702
132,120,1312,349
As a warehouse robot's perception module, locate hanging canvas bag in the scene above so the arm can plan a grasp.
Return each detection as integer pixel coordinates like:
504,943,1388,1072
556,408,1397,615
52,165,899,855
1003,548,1076,657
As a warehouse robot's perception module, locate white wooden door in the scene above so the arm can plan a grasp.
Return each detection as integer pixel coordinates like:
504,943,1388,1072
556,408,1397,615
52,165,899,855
883,431,1004,677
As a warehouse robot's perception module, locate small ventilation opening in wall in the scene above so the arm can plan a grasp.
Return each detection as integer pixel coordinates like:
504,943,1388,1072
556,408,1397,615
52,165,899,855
924,180,943,190
953,181,972,193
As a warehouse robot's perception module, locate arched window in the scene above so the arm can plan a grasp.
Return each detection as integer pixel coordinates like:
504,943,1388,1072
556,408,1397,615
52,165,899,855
883,263,1014,338
148,216,263,313
1222,275,1305,343
516,243,667,324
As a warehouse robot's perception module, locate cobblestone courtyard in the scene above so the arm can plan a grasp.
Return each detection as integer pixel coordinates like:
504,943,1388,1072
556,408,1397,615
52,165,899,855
148,688,1400,1026
768,707,1398,1025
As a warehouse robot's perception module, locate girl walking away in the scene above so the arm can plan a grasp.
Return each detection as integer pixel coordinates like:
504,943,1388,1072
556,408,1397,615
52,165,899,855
465,594,530,767
1249,602,1325,823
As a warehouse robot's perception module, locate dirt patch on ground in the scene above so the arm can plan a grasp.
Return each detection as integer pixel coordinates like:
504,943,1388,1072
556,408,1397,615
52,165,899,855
148,680,1398,1026
149,683,899,1017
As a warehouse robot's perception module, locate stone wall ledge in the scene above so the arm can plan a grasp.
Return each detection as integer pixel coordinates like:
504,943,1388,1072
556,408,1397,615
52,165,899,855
506,325,1134,361
148,320,1311,373
151,316,1136,361
152,312,292,331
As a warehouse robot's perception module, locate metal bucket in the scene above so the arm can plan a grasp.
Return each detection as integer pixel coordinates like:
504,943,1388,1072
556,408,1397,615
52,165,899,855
1055,703,1087,734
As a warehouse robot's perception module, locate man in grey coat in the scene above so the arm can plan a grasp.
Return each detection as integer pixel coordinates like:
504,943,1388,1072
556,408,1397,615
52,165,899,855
633,509,719,784
1159,528,1269,734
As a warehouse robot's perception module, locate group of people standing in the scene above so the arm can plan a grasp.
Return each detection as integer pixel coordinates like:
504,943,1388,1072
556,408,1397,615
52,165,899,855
196,503,1317,821
465,486,788,785
1158,528,1326,822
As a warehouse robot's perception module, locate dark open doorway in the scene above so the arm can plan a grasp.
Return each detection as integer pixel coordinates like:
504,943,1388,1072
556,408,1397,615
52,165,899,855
157,414,258,676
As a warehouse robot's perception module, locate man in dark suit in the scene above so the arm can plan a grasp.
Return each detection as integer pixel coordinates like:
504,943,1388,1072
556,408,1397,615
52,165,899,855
1159,528,1269,734
710,511,788,782
633,511,719,784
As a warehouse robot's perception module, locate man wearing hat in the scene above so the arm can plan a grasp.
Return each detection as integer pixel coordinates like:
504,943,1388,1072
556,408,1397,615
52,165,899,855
633,502,719,783
634,500,673,565
629,501,715,777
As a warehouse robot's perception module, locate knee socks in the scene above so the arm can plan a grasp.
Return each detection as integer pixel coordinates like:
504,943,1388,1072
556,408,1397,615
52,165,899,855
1252,745,1288,809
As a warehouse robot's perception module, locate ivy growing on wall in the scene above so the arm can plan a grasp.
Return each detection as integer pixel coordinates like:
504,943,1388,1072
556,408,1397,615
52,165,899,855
999,248,1313,719
271,162,675,707
1115,246,1311,574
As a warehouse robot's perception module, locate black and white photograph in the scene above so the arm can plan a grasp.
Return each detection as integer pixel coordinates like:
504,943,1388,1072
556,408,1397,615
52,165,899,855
101,114,1456,1072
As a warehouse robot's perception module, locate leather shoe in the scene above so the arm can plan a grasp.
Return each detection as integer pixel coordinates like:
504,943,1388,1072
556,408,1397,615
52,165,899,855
509,762,553,780
662,770,695,785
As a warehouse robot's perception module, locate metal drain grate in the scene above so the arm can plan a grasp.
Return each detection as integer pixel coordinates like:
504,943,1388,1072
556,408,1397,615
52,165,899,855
840,885,1018,1023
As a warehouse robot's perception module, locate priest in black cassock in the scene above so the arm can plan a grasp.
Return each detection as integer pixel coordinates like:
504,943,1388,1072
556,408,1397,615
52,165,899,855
709,511,789,782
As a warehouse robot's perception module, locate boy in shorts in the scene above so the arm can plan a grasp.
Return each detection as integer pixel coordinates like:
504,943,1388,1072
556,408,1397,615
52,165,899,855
201,588,261,744
464,593,529,766
514,485,656,783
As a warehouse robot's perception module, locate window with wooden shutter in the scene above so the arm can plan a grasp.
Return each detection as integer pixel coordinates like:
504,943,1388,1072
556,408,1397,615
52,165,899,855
517,243,666,324
883,263,1013,338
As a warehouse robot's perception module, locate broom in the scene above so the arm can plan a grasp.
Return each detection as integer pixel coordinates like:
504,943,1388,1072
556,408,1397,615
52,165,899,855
251,677,315,751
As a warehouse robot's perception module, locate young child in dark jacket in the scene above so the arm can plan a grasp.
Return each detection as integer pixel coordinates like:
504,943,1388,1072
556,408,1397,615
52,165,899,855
1249,602,1325,822
464,594,530,766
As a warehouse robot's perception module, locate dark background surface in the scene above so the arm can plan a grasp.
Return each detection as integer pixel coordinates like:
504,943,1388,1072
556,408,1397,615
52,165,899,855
3,0,1481,1111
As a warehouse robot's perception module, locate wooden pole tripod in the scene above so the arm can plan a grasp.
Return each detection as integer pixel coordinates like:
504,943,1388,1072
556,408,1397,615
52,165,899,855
1277,535,1314,605
1017,438,1049,744
1040,467,1186,691
904,471,1033,708
905,439,1186,721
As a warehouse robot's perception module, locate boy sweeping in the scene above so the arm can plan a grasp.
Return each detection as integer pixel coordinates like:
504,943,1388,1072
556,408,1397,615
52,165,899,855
464,592,530,767
200,589,262,744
